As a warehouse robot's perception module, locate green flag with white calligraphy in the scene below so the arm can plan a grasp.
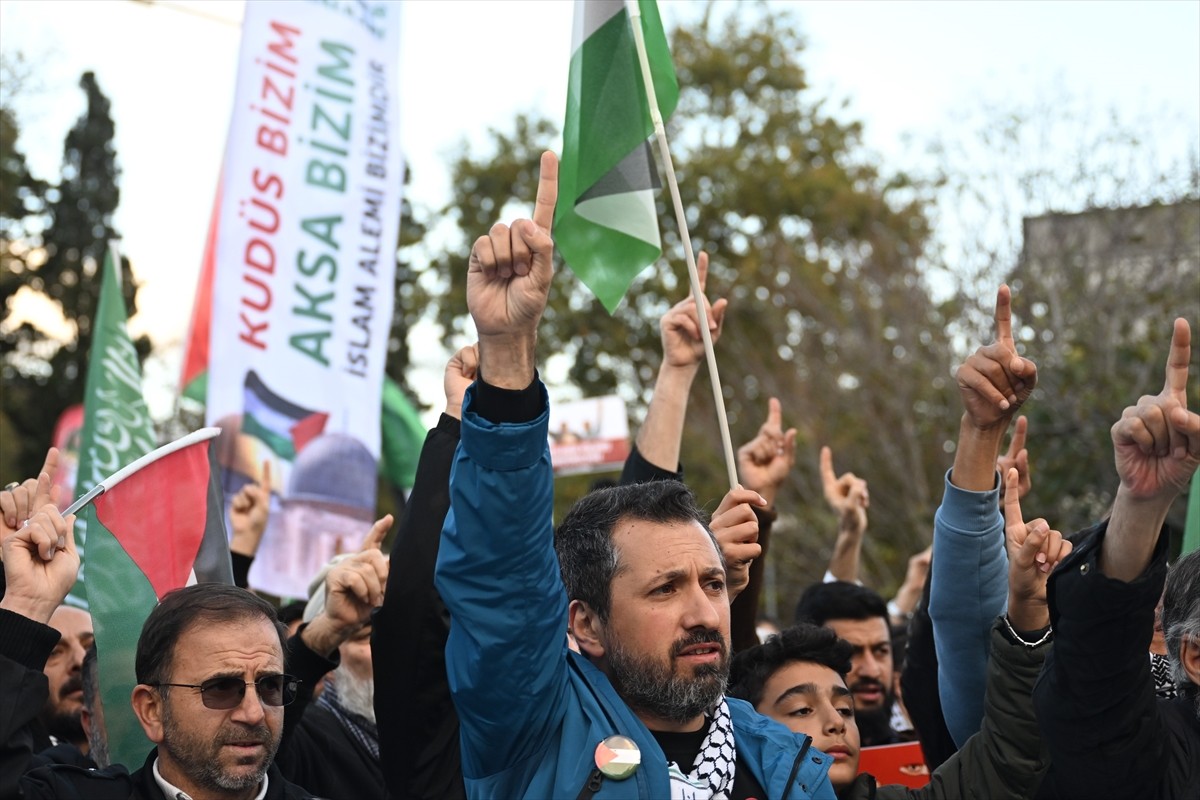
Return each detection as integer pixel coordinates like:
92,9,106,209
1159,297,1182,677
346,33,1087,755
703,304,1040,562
69,248,157,609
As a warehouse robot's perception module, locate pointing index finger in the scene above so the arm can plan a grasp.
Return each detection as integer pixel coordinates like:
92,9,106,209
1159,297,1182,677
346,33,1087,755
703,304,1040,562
1164,318,1191,400
1003,467,1024,529
359,514,393,552
39,448,60,480
819,446,836,488
765,397,782,433
696,251,709,293
994,284,1014,346
532,151,559,233
1007,416,1028,460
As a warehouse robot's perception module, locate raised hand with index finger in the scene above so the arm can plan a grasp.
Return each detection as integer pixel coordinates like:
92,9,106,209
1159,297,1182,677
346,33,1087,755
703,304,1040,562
1112,318,1200,504
302,514,395,658
736,397,797,508
660,251,728,370
956,285,1037,432
819,445,868,533
1003,468,1071,633
996,415,1032,501
467,152,559,388
0,503,79,624
1,448,61,546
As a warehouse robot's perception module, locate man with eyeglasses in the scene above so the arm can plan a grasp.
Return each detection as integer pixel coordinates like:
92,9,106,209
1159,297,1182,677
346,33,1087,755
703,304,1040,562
0,503,321,799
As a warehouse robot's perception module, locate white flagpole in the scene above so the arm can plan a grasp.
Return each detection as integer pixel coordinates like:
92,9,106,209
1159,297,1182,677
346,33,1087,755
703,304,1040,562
62,427,222,517
107,239,123,291
627,0,738,490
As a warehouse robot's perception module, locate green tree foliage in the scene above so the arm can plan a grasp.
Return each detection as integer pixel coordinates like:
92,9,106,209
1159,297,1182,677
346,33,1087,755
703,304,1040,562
1011,203,1200,542
927,95,1200,543
386,164,429,392
423,4,958,606
1,71,147,481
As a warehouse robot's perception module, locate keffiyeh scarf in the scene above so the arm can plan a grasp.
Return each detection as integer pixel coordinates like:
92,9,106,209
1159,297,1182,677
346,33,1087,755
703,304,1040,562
666,698,736,800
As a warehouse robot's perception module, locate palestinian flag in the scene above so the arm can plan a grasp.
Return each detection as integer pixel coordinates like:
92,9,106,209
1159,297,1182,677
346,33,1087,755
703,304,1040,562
77,428,233,768
556,0,679,313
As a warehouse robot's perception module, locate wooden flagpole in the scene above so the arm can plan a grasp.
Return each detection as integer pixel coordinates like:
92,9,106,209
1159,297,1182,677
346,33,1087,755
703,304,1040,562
627,0,738,490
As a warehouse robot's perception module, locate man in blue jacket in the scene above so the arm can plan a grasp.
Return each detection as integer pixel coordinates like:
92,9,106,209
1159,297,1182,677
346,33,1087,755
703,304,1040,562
434,151,834,799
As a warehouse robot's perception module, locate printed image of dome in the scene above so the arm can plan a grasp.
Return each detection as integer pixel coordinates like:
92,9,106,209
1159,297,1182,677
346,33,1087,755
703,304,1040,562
285,433,376,511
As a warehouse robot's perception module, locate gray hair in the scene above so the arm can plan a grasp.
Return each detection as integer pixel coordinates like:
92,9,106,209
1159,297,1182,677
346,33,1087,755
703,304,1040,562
1162,548,1200,690
81,644,110,768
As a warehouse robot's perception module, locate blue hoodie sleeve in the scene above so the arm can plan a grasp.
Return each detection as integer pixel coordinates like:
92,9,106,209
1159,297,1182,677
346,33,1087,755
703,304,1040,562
929,468,1008,747
434,380,568,781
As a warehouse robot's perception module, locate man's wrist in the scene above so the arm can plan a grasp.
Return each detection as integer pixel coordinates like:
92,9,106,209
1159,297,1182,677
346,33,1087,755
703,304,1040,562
228,532,261,557
0,594,59,624
478,333,536,389
658,359,701,382
1005,597,1050,634
951,415,1008,491
1001,611,1052,647
959,412,1012,438
300,614,353,658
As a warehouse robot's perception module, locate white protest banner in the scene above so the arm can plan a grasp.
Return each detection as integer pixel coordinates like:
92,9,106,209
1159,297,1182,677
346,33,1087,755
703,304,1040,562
206,0,402,598
548,395,631,476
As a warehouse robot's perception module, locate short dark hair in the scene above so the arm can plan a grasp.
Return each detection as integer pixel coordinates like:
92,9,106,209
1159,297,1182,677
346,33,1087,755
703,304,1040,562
728,623,853,707
135,584,287,685
794,581,888,627
1162,548,1200,690
554,480,716,622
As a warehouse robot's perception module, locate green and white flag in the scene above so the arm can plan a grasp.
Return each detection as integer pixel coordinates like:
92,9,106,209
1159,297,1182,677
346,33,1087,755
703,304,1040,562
380,376,426,491
69,248,156,609
556,0,679,313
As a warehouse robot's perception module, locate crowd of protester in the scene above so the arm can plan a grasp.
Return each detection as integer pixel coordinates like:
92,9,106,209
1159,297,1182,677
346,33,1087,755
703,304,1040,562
1,150,1198,799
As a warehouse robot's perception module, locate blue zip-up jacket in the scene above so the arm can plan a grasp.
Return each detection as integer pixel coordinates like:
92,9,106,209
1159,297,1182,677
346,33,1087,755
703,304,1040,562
434,381,835,799
928,469,1008,748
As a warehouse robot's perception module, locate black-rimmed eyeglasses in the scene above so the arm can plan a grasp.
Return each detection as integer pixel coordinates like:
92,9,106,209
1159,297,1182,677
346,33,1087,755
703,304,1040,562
153,674,301,709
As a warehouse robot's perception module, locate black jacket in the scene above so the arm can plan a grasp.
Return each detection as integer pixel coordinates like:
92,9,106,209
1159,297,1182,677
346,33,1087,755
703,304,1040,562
2,609,319,800
275,629,384,800
1033,520,1200,800
372,413,465,800
20,750,319,799
0,608,59,798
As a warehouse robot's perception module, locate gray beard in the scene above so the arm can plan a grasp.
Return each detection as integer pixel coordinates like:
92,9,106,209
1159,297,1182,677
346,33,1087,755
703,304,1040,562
334,664,376,725
86,722,110,769
160,693,278,792
606,638,728,725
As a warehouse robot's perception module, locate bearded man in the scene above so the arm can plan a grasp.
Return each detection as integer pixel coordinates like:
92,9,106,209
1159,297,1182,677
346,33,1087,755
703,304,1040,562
433,151,835,799
4,506,317,800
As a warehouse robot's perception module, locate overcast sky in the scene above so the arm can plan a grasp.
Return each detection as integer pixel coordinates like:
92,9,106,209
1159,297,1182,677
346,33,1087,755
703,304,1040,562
2,0,1197,419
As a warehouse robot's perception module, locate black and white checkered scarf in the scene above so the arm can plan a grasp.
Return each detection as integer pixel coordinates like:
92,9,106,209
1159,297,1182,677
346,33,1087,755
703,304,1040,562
671,698,736,800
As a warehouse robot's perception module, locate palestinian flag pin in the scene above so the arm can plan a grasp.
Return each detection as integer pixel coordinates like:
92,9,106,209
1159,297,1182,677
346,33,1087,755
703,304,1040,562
595,735,641,780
